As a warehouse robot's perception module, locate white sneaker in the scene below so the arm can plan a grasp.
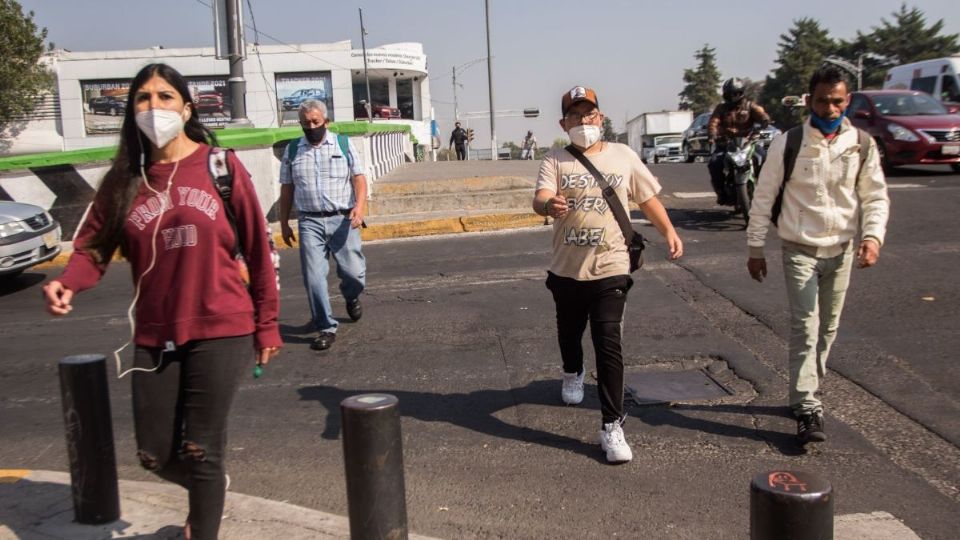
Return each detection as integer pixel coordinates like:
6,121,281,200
561,369,585,405
599,419,633,463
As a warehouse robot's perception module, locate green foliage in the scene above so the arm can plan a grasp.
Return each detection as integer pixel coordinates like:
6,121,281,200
601,117,618,142
551,137,569,149
760,18,836,129
678,44,722,115
501,140,521,159
0,0,52,132
837,3,960,89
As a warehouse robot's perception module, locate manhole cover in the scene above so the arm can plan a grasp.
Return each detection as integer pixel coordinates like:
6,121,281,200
625,369,731,405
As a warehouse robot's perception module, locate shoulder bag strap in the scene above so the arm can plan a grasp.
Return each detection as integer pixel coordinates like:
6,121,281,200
564,144,635,244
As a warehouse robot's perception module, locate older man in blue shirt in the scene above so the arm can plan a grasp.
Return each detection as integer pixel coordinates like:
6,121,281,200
279,99,367,351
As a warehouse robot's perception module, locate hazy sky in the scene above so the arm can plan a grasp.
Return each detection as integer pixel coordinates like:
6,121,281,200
19,0,960,147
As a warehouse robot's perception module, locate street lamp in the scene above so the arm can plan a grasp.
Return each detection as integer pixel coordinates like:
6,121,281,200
824,53,882,91
484,0,497,160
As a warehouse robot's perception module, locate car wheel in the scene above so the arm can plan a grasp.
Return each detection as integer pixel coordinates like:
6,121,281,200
109,108,118,116
683,144,694,163
875,139,896,175
951,163,960,173
373,113,381,118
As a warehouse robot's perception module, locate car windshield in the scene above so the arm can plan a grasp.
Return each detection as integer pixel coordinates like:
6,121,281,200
872,94,948,116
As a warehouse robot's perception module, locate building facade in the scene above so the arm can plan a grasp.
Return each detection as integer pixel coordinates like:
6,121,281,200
5,41,432,156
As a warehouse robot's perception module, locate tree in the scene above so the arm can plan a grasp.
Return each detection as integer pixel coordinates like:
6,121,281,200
501,140,520,159
759,18,837,129
0,1,51,135
601,117,617,142
838,4,960,89
678,44,722,115
551,137,569,149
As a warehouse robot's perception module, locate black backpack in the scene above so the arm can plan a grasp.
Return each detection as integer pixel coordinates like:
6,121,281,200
207,147,281,290
770,126,871,226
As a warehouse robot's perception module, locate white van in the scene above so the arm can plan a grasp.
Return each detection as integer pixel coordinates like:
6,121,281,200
884,57,960,104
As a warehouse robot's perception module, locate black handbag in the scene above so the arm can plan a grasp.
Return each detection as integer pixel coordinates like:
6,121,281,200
565,145,645,272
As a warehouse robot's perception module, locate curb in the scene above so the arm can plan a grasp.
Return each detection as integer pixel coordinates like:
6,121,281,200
0,469,443,540
33,212,548,269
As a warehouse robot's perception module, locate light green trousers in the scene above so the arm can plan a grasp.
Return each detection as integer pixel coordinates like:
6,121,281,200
782,243,854,416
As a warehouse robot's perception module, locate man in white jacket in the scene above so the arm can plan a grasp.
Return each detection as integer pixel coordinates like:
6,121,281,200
746,65,890,445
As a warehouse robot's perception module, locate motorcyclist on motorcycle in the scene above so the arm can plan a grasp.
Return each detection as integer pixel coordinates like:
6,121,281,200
707,77,771,205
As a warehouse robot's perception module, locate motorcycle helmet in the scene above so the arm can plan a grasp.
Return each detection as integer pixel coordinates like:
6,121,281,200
722,78,746,105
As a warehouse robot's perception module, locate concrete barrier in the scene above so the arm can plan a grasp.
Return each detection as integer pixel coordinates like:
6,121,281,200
0,124,414,241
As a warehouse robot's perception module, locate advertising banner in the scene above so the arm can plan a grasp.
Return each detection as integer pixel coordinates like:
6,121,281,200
81,76,233,135
276,72,334,126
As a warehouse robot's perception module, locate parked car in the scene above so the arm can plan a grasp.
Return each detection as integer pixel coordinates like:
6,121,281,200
282,88,328,111
0,201,61,278
88,96,127,116
848,90,960,172
195,91,224,114
354,101,401,119
682,112,712,162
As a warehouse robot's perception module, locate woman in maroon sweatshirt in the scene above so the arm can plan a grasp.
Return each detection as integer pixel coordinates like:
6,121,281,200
43,64,280,540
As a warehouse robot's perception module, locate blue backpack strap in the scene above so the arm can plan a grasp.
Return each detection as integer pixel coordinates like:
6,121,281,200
336,133,353,170
285,137,303,168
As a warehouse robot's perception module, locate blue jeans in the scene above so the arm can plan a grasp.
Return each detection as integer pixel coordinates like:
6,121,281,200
298,213,366,333
782,243,854,416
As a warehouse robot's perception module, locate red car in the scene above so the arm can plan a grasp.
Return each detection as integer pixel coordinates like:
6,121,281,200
848,90,960,172
354,101,401,119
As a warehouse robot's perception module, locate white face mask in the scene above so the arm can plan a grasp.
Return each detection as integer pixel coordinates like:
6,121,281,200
568,125,601,148
136,108,186,148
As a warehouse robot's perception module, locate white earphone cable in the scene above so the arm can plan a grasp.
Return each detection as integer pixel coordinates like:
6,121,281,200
115,151,180,379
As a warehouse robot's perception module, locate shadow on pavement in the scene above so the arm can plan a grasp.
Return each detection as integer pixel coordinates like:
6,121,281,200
0,271,46,297
298,380,607,463
633,402,805,456
668,208,747,233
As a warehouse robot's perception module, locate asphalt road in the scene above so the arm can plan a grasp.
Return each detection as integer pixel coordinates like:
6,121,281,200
1,162,958,539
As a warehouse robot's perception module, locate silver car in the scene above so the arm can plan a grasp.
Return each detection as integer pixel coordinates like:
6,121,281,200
0,201,61,278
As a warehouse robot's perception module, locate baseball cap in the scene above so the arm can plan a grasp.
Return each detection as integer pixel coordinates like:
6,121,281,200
562,86,599,115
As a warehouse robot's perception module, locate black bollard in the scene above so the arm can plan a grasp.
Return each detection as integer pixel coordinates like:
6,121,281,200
58,354,120,524
341,394,408,540
750,470,833,540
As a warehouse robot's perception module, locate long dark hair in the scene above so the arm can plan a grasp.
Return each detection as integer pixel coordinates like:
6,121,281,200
84,63,218,262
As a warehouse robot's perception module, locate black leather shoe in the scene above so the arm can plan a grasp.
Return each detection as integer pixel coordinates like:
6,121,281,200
797,412,826,444
346,298,363,321
311,332,336,351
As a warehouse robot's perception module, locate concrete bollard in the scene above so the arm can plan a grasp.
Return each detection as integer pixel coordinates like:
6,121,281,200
58,354,120,524
750,470,833,540
341,393,408,540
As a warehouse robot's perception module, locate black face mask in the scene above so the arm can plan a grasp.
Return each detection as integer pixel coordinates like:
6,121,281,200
303,125,326,144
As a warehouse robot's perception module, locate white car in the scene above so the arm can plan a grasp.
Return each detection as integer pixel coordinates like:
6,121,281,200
0,201,61,278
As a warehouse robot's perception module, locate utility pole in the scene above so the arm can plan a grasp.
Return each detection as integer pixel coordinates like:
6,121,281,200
484,0,497,160
225,0,250,126
452,66,458,122
359,8,373,122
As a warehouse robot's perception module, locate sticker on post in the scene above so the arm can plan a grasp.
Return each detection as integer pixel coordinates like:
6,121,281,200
768,472,808,492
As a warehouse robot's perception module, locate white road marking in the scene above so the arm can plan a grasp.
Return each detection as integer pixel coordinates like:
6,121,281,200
673,192,716,199
888,183,925,189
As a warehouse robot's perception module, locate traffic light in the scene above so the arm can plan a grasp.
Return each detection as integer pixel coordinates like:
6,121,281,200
467,128,474,142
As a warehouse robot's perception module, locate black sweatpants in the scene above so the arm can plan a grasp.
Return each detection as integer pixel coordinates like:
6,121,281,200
132,335,250,540
546,272,632,425
455,144,466,160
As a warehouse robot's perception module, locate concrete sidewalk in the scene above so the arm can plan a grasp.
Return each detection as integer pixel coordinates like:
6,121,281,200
0,470,441,539
0,470,921,539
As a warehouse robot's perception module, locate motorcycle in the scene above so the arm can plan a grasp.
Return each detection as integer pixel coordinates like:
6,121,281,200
718,136,763,223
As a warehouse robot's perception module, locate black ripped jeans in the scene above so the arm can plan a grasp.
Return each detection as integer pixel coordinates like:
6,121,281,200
546,272,632,425
132,335,250,540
